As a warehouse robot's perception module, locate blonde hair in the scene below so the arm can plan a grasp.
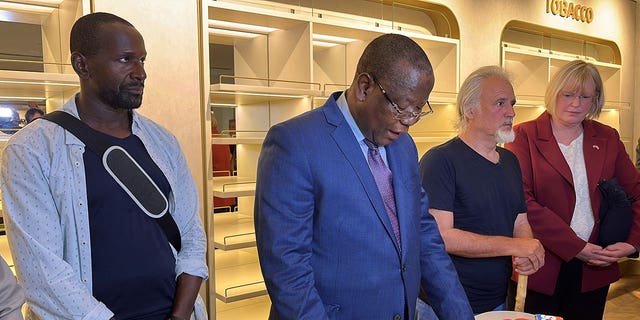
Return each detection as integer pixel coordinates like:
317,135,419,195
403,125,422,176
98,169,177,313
455,66,511,133
211,112,218,128
544,60,604,119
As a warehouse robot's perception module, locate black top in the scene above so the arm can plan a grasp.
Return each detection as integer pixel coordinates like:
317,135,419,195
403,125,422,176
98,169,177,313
85,132,175,319
419,137,527,313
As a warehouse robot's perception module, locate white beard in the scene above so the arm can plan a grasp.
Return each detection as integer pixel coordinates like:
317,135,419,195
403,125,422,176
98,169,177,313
496,128,515,144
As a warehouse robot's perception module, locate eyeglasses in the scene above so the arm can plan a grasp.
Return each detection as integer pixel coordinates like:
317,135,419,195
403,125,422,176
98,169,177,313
373,77,433,122
560,92,595,104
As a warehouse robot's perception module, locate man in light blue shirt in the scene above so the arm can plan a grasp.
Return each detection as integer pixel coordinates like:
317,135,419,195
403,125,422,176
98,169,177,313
0,12,207,320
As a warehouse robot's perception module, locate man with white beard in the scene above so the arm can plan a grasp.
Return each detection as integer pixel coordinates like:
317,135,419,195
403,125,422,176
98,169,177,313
416,66,545,317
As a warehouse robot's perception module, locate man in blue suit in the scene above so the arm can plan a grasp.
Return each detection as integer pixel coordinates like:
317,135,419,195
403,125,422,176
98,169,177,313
254,34,473,320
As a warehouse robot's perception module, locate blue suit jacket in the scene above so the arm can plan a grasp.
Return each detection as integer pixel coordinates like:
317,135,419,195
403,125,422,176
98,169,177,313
254,92,473,320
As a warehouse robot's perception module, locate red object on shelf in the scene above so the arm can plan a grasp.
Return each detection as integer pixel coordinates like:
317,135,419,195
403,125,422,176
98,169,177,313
212,126,236,209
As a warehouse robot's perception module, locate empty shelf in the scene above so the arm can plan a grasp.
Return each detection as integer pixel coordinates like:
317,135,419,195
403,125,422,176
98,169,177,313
215,260,266,303
213,212,256,250
213,176,256,198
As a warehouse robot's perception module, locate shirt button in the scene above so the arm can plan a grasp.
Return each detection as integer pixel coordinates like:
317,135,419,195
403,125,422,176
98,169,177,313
393,314,401,320
78,202,83,207
401,264,407,273
83,278,87,283
81,242,86,246
74,162,80,167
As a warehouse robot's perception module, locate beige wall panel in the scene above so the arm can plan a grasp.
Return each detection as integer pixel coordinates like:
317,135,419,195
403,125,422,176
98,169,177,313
59,0,84,74
268,98,312,126
236,144,260,180
313,44,347,86
598,109,620,130
41,11,61,73
268,22,312,85
236,104,270,135
234,36,269,85
345,40,369,83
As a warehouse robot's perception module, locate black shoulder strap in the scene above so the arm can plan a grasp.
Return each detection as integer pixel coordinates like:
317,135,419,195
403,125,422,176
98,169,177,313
42,111,111,157
41,111,182,252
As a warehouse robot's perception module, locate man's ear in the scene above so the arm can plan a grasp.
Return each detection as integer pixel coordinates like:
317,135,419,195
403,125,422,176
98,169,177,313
464,105,475,119
355,73,373,102
71,52,89,79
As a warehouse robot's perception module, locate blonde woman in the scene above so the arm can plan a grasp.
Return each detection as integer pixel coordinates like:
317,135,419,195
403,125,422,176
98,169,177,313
505,60,640,320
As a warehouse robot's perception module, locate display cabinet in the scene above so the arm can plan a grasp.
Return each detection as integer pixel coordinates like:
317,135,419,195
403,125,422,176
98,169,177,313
502,42,625,109
0,0,85,124
501,25,629,144
502,42,628,137
205,0,460,318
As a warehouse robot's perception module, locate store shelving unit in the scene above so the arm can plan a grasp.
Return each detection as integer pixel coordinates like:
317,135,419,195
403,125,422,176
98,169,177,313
205,0,460,318
211,176,255,198
214,247,266,302
502,42,624,110
212,211,255,250
501,40,627,138
212,136,264,145
0,0,85,112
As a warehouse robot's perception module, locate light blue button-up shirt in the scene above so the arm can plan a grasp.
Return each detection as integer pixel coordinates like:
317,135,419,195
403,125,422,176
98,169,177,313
0,96,208,319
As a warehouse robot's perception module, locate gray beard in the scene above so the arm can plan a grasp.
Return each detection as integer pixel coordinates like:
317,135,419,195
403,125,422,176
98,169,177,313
496,128,515,144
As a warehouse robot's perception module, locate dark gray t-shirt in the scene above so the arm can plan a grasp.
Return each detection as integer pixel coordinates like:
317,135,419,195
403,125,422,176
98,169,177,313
419,137,526,313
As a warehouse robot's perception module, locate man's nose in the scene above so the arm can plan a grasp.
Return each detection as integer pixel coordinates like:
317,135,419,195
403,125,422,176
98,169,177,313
131,60,146,81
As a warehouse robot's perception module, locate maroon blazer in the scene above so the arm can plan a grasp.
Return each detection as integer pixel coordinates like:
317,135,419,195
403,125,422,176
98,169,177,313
505,112,640,295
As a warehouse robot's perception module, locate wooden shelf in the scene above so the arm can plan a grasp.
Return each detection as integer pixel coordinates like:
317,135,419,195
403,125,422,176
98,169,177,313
502,42,627,112
603,101,631,110
212,136,265,145
315,86,458,106
429,90,458,105
216,300,270,320
513,95,630,111
215,248,266,303
210,83,322,106
215,247,259,268
213,211,256,250
208,0,311,27
212,176,255,198
216,296,271,320
210,0,444,39
0,70,79,99
411,135,456,143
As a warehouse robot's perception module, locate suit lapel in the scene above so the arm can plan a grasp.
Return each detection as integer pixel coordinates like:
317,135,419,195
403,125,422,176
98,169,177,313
534,112,574,187
323,95,401,255
582,120,607,193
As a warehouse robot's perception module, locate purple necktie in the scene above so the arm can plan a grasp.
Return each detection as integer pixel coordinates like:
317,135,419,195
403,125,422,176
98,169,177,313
364,139,401,248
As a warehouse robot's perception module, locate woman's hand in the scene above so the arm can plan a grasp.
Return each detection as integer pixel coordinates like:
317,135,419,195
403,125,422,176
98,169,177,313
576,243,620,266
603,242,637,259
